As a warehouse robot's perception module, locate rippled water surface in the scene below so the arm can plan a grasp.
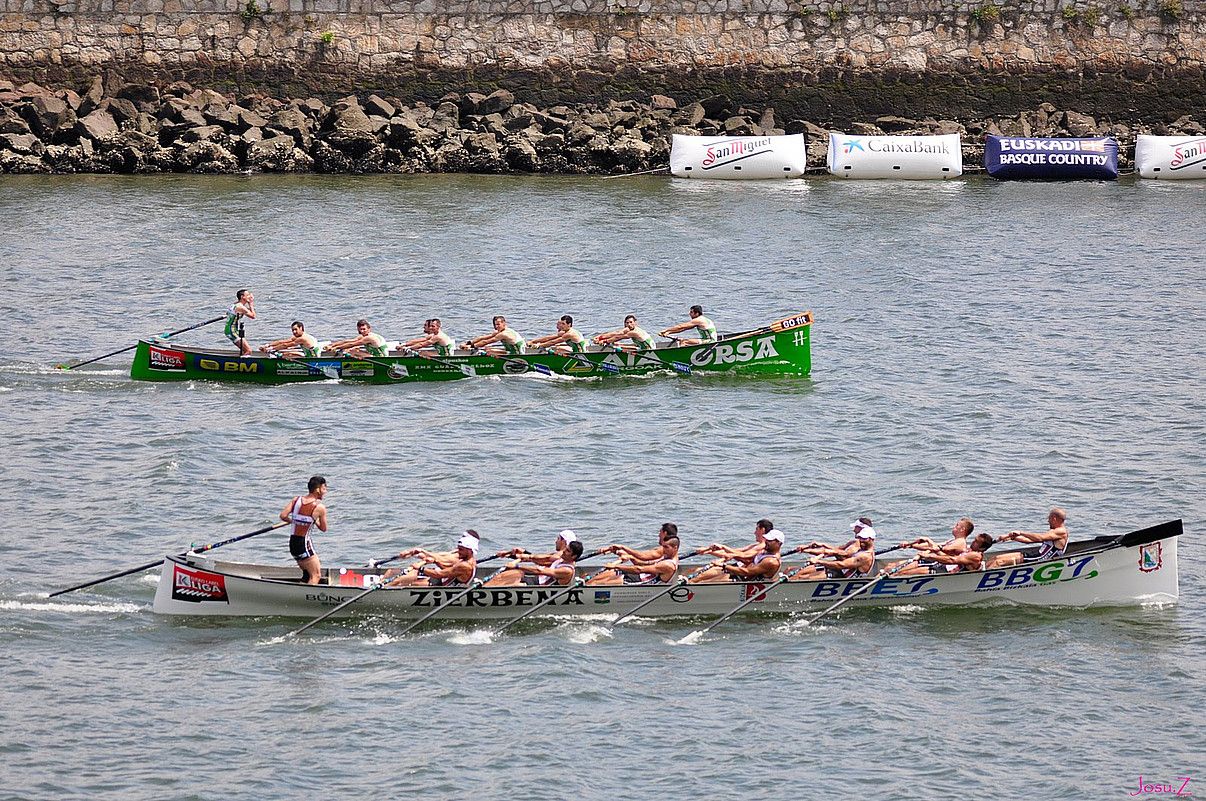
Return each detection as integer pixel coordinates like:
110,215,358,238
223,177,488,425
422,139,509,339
1,174,1204,800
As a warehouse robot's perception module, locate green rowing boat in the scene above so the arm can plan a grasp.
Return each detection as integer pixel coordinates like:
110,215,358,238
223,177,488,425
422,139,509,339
129,312,813,385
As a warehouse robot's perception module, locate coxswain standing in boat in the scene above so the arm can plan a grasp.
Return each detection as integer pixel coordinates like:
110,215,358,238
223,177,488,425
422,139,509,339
224,289,256,356
400,319,456,357
279,476,328,585
687,518,774,584
528,315,588,355
486,533,585,587
659,305,718,346
587,523,681,586
464,315,525,356
786,521,877,580
988,508,1069,568
260,320,320,357
886,517,974,575
593,314,657,352
384,533,478,587
329,319,389,358
715,529,784,582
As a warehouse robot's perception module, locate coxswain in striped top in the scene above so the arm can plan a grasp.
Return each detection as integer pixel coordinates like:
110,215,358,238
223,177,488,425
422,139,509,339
224,288,256,356
587,523,681,586
529,315,588,355
329,319,389,358
277,475,329,585
383,532,479,588
987,507,1070,569
464,315,526,356
659,304,718,346
688,518,774,583
400,318,457,357
484,529,583,587
719,529,784,582
593,314,657,352
259,320,320,358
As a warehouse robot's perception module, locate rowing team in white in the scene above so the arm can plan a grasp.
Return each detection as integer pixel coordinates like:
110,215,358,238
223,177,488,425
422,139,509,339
223,289,720,360
279,477,1072,588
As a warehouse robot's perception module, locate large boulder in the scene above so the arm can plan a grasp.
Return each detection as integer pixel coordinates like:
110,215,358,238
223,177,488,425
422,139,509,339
1064,110,1098,137
0,108,31,135
20,95,76,140
364,94,396,119
100,97,139,124
480,89,515,115
176,140,238,172
76,110,119,141
115,83,161,111
0,132,46,156
246,134,313,172
267,107,313,149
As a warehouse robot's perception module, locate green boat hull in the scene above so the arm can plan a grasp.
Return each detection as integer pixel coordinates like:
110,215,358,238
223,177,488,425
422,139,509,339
129,314,813,385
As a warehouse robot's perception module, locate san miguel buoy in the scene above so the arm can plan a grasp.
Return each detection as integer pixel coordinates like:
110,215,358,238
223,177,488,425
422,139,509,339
826,133,962,179
1135,134,1206,180
670,134,807,179
985,136,1118,180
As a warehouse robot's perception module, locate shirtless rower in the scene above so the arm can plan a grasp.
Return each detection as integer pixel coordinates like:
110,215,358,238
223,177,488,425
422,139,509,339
716,529,783,582
987,508,1069,568
260,320,320,358
400,319,457,357
464,315,525,356
224,289,256,356
687,518,773,584
485,529,580,586
914,532,995,573
487,538,585,587
383,533,478,588
593,314,657,352
528,315,588,355
887,517,974,575
659,305,718,346
586,523,681,586
787,521,876,581
328,319,389,358
278,475,329,585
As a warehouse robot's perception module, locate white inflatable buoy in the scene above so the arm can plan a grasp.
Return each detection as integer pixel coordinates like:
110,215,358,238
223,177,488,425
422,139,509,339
1135,134,1206,180
827,132,962,179
670,134,807,179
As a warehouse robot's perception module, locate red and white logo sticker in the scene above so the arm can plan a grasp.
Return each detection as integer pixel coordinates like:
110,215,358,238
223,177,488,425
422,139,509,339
148,345,186,371
743,583,769,602
171,564,229,603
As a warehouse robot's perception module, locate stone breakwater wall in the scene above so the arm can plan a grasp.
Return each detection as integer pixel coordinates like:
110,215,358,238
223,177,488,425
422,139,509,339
1,76,1202,174
0,0,1204,123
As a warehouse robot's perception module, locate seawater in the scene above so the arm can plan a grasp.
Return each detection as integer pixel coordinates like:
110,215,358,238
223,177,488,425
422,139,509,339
1,174,1204,800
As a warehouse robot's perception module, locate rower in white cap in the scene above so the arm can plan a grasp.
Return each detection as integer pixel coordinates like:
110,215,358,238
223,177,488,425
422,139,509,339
382,531,479,587
786,519,877,580
688,518,775,584
484,530,584,587
587,523,680,586
713,528,784,582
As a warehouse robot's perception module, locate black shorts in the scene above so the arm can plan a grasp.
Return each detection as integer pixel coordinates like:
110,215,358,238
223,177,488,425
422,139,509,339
289,534,316,560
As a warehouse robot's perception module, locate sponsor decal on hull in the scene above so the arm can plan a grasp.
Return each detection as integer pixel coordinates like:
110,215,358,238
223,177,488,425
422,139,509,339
974,555,1098,593
341,361,374,378
690,336,779,367
171,564,229,603
148,345,186,371
196,356,260,374
1138,543,1162,573
407,586,585,608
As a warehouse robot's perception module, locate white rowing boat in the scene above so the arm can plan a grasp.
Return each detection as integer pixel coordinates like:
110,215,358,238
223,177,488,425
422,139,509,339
150,520,1180,621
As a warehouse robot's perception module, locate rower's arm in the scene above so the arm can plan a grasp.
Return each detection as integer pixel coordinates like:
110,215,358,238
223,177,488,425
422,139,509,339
278,498,295,523
313,503,328,533
613,546,662,561
726,559,778,579
468,332,501,348
659,321,694,336
917,549,957,565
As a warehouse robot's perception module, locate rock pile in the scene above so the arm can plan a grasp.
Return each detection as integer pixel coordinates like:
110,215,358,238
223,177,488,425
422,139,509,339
1,77,1201,175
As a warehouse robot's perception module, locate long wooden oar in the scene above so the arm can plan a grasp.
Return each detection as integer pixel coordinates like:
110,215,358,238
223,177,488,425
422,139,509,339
394,580,485,637
396,346,476,377
56,316,225,370
679,574,790,642
490,551,608,635
49,520,287,597
798,558,920,628
607,553,714,629
468,347,558,378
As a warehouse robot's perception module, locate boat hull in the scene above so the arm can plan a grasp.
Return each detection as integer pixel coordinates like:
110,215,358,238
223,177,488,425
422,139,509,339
151,521,1180,621
129,313,813,384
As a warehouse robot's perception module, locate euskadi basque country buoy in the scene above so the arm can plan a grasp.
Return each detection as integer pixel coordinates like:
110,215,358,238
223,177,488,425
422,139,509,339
1135,134,1206,179
985,136,1118,180
669,134,807,179
826,132,962,179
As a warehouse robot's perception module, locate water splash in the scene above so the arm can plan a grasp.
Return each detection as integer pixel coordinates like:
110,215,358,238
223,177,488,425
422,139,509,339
0,599,142,615
447,629,493,645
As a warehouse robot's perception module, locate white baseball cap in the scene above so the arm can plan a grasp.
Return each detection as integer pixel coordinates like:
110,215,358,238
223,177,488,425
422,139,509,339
764,529,785,543
457,534,479,553
557,529,578,545
851,521,877,540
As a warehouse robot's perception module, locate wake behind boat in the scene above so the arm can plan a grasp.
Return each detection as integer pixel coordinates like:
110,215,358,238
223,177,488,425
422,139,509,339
128,313,813,384
151,520,1180,621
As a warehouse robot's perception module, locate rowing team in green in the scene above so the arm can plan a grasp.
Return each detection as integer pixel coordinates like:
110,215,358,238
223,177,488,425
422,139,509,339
223,289,719,360
279,477,1071,588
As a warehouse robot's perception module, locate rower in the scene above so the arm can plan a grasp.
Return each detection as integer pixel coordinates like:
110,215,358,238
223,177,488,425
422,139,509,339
464,315,525,356
387,530,481,573
400,318,456,357
914,532,995,573
224,289,256,356
593,314,657,352
278,475,328,585
987,508,1069,568
486,538,585,587
528,315,587,355
788,516,872,564
715,529,784,582
687,518,773,584
887,517,974,574
329,319,389,358
787,521,876,581
384,533,478,587
485,529,579,586
658,305,718,346
260,320,320,358
587,523,681,586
